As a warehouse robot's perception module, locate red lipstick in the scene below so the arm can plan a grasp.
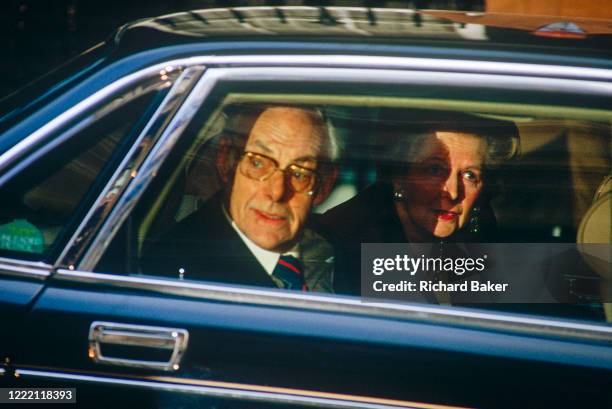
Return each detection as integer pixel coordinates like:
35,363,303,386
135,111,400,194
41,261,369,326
435,209,459,221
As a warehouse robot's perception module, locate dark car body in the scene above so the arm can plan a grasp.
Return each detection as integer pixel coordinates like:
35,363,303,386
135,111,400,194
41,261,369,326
1,6,611,409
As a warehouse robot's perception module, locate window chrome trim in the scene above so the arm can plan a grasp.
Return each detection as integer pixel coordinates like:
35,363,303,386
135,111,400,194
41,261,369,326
191,54,612,83
191,65,612,96
0,257,52,280
115,54,612,83
75,66,210,270
14,367,461,409
55,269,612,345
58,66,206,268
227,53,602,81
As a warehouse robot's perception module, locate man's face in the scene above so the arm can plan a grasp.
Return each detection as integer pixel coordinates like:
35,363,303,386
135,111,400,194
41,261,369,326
228,107,325,253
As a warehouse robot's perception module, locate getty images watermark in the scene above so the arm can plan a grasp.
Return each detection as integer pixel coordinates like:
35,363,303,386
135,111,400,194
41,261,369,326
360,243,611,303
370,252,509,293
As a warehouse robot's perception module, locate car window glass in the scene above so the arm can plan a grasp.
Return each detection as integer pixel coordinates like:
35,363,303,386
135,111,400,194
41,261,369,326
0,86,165,261
94,87,611,323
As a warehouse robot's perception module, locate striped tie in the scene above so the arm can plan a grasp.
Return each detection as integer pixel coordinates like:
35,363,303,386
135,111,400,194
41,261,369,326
272,255,308,291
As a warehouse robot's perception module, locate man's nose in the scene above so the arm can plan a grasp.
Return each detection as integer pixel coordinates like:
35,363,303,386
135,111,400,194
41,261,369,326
265,168,287,202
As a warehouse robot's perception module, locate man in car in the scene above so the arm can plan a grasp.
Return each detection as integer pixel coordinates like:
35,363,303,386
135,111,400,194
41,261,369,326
140,104,340,292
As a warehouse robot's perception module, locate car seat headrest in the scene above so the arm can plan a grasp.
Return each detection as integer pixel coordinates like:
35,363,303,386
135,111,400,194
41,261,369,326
577,175,611,280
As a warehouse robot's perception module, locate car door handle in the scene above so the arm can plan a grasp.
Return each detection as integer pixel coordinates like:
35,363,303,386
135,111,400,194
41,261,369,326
88,321,189,371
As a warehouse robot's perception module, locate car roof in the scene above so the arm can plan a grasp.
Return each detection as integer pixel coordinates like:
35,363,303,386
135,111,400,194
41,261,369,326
113,6,612,61
2,6,611,140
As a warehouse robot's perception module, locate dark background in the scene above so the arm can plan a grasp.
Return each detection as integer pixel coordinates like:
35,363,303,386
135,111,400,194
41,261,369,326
0,0,483,99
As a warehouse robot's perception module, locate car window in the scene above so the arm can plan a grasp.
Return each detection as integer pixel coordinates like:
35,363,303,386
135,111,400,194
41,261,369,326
0,84,166,261
94,79,611,323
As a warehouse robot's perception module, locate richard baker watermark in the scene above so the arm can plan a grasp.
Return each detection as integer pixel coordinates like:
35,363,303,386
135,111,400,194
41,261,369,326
361,243,611,303
373,280,508,293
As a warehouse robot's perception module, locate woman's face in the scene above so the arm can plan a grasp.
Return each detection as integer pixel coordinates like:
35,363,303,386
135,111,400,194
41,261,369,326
394,131,486,241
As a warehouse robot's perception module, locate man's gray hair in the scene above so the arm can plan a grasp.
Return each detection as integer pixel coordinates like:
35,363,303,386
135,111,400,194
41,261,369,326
217,103,341,162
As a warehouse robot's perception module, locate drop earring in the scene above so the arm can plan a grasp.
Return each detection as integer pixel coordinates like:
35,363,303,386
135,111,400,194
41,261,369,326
468,206,480,235
393,188,406,201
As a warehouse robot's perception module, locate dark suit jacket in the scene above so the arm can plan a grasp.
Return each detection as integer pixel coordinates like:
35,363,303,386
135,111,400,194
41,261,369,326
140,196,336,292
320,183,492,301
319,183,403,295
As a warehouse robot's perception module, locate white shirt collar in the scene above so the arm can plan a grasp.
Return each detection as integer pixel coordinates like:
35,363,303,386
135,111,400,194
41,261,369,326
223,205,299,275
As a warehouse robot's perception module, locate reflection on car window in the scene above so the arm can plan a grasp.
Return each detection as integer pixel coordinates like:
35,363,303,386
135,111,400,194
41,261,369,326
96,95,611,322
0,88,161,261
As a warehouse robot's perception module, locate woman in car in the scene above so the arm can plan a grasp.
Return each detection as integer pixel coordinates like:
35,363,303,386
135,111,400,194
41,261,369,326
322,109,519,296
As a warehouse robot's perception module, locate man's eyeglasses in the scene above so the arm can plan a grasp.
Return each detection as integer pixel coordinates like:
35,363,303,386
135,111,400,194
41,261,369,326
238,151,317,193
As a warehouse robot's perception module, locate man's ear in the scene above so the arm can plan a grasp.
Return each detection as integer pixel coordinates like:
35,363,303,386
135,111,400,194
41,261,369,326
313,165,339,205
216,136,235,184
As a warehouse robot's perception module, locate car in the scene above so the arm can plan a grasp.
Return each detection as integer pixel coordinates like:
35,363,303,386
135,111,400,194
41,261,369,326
0,6,611,408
